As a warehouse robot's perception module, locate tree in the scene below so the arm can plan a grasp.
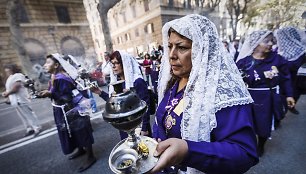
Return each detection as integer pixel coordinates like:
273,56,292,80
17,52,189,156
6,0,35,77
257,0,305,29
194,0,221,12
241,0,260,30
226,0,253,40
98,0,121,53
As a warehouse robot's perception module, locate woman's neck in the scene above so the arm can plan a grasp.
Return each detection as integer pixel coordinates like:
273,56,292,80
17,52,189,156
118,74,125,80
252,51,268,60
178,77,188,92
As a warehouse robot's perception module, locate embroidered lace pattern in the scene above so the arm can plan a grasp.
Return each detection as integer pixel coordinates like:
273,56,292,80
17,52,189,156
236,30,272,62
275,27,305,61
158,14,253,174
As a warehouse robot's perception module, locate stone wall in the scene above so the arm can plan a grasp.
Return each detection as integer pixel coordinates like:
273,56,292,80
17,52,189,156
0,0,95,88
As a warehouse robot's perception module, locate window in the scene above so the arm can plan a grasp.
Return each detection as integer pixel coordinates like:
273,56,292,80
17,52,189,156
55,6,71,23
131,5,136,18
147,23,154,33
144,0,149,11
17,3,29,23
122,11,127,23
125,33,131,41
135,28,139,37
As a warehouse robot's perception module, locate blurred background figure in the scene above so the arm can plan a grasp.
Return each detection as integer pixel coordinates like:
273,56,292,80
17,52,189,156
274,27,306,115
101,52,112,84
237,30,295,157
91,51,152,138
232,39,240,62
2,64,41,137
143,53,152,87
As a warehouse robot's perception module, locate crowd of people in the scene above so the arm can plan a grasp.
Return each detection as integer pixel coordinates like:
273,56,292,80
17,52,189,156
2,13,306,173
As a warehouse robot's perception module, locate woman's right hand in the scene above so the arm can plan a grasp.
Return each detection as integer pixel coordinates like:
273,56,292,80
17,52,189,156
147,138,188,174
37,90,50,98
90,86,101,95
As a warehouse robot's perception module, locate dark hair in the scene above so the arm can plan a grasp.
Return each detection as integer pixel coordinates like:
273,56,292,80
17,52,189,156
4,64,21,74
110,51,123,66
104,52,111,57
168,28,191,41
46,54,64,73
144,53,150,59
165,28,187,91
46,54,59,63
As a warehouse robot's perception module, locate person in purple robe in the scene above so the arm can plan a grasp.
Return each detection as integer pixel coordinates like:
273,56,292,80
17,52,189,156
38,54,96,172
149,14,258,174
90,51,152,139
236,30,295,157
274,27,306,115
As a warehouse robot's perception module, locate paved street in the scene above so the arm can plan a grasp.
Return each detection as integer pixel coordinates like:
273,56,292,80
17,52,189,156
0,95,305,173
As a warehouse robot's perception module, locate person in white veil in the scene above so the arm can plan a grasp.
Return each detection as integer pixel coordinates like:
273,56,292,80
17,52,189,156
150,14,258,174
90,51,152,138
274,26,306,114
38,54,96,172
236,30,295,157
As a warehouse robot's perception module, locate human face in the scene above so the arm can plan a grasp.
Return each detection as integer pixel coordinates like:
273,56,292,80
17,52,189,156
168,32,192,78
111,57,124,76
43,58,59,74
255,34,273,54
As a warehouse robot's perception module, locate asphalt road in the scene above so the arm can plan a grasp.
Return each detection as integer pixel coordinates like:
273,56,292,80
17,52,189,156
0,96,305,174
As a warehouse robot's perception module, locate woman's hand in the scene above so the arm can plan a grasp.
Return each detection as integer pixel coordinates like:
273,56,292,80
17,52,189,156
90,86,101,95
286,97,295,108
148,138,188,174
2,91,9,98
140,131,149,136
37,90,51,98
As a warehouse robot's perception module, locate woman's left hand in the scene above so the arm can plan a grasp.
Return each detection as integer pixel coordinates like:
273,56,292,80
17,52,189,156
148,138,188,174
140,131,149,136
286,97,295,108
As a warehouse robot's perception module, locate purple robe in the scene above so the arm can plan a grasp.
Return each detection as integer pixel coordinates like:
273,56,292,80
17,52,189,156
236,52,293,137
50,73,94,155
99,78,151,139
153,82,258,173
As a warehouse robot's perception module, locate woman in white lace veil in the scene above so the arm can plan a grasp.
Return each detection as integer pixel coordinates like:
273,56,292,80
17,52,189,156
151,14,258,174
236,30,295,157
90,50,152,138
236,30,272,62
274,27,306,115
275,26,305,62
39,53,96,172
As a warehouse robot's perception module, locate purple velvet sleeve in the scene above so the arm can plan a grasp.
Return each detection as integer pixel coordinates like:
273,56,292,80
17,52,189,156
99,90,109,101
278,57,294,97
133,78,151,132
181,104,258,174
51,78,74,102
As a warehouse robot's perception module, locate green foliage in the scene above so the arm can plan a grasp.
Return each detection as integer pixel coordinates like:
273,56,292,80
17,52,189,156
242,0,306,29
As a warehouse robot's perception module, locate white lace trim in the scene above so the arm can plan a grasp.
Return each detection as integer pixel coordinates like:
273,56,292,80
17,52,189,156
275,27,306,61
236,30,272,62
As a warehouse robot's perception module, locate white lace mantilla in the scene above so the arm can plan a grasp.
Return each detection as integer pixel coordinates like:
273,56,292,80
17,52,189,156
158,14,253,174
275,27,306,61
109,51,143,95
236,30,272,62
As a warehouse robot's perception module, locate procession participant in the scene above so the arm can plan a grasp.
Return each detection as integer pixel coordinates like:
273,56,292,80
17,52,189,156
150,14,258,174
237,30,295,156
39,54,96,172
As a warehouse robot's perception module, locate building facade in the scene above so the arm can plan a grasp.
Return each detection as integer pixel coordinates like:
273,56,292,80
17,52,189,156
0,0,95,87
82,0,227,57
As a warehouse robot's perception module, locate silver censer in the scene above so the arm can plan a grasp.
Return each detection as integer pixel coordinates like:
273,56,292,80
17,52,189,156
103,80,158,174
